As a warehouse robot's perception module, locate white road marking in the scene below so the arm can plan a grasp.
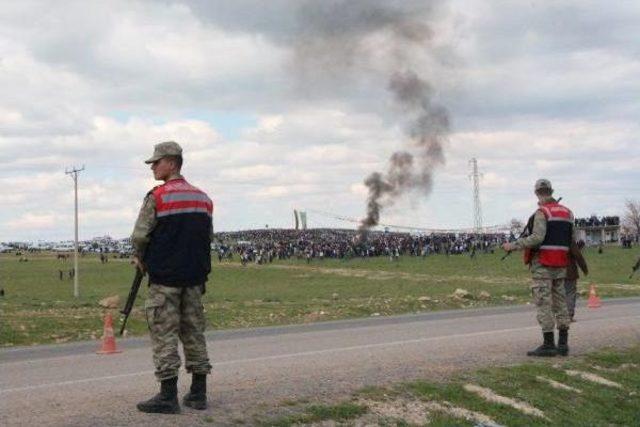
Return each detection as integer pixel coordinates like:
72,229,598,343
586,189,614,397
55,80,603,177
212,325,542,367
2,312,637,365
1,325,539,394
2,314,639,395
0,371,154,394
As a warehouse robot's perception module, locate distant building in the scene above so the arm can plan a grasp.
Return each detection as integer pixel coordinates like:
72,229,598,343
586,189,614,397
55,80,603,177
575,216,620,244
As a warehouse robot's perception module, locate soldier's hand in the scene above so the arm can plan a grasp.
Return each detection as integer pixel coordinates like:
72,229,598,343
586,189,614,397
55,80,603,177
502,242,515,252
132,256,146,273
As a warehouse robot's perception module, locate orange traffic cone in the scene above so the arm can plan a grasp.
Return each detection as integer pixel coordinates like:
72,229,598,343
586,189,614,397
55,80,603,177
587,283,602,308
97,311,122,354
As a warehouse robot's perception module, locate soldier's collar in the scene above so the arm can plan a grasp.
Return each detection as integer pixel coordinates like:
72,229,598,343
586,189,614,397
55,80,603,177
165,174,184,182
537,195,556,206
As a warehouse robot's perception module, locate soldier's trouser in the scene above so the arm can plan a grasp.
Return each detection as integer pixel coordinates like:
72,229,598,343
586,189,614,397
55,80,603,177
531,278,570,333
564,279,578,318
145,284,212,381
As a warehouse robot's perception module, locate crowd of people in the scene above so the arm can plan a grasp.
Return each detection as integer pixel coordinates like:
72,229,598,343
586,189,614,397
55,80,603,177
621,235,636,248
574,216,620,227
213,228,508,264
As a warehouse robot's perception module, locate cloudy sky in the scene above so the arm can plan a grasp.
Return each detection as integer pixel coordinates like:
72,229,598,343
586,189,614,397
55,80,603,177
1,0,638,242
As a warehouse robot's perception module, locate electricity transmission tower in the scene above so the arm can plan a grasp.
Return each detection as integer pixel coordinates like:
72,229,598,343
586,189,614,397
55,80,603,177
65,165,84,298
469,158,483,234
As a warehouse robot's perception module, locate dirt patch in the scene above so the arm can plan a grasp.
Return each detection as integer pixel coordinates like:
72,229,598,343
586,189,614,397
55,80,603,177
303,311,328,323
423,401,504,427
463,384,546,419
592,363,638,373
596,283,640,289
4,307,102,319
265,264,519,286
357,398,503,427
536,376,582,394
564,370,623,388
359,398,429,425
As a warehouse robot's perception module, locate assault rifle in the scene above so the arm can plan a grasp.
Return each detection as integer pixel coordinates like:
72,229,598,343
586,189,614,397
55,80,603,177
500,224,533,261
502,217,531,261
630,256,640,279
119,268,145,336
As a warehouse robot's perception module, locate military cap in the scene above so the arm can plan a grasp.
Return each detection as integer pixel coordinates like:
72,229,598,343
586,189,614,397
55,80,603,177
534,178,553,192
144,141,183,164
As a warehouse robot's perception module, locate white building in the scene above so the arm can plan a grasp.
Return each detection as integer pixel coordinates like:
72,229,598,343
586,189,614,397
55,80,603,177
576,224,620,244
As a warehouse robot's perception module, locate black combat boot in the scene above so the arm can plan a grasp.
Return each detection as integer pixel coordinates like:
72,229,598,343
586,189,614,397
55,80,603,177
557,328,569,356
137,377,180,414
183,374,207,410
527,331,557,357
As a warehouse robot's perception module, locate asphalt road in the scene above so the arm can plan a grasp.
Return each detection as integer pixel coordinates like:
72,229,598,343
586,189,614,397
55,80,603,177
2,298,639,426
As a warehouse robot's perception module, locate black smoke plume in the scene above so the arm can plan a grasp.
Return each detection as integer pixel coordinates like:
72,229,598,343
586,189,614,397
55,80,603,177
361,71,449,232
291,1,451,234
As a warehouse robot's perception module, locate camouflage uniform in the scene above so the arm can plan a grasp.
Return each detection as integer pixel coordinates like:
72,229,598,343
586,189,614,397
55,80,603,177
132,190,213,381
512,195,575,333
145,283,210,380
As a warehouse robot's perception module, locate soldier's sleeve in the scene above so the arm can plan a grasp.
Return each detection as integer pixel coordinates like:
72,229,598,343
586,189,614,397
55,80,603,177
131,194,156,257
513,210,546,250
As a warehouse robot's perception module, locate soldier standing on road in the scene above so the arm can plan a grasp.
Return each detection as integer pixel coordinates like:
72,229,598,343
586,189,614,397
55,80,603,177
502,179,575,357
131,141,214,414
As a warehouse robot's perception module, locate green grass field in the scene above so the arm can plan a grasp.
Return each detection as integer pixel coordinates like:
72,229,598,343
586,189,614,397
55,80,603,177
1,247,639,347
261,345,640,426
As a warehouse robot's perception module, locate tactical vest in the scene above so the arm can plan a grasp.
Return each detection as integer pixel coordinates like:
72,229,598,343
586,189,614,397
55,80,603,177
536,201,573,267
144,178,213,286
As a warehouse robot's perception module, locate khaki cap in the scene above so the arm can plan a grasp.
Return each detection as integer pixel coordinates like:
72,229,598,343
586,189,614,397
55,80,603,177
534,178,553,192
144,141,183,164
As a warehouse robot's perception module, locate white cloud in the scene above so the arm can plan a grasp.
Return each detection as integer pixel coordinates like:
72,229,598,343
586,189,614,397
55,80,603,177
0,0,639,240
219,164,280,181
350,183,368,197
254,115,284,133
7,213,59,230
251,185,291,198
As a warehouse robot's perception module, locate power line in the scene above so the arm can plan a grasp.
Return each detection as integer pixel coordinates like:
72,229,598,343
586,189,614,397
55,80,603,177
65,165,84,298
305,207,506,234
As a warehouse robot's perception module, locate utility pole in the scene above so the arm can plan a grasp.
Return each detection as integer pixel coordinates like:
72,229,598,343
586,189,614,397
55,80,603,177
65,166,84,298
469,158,483,234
